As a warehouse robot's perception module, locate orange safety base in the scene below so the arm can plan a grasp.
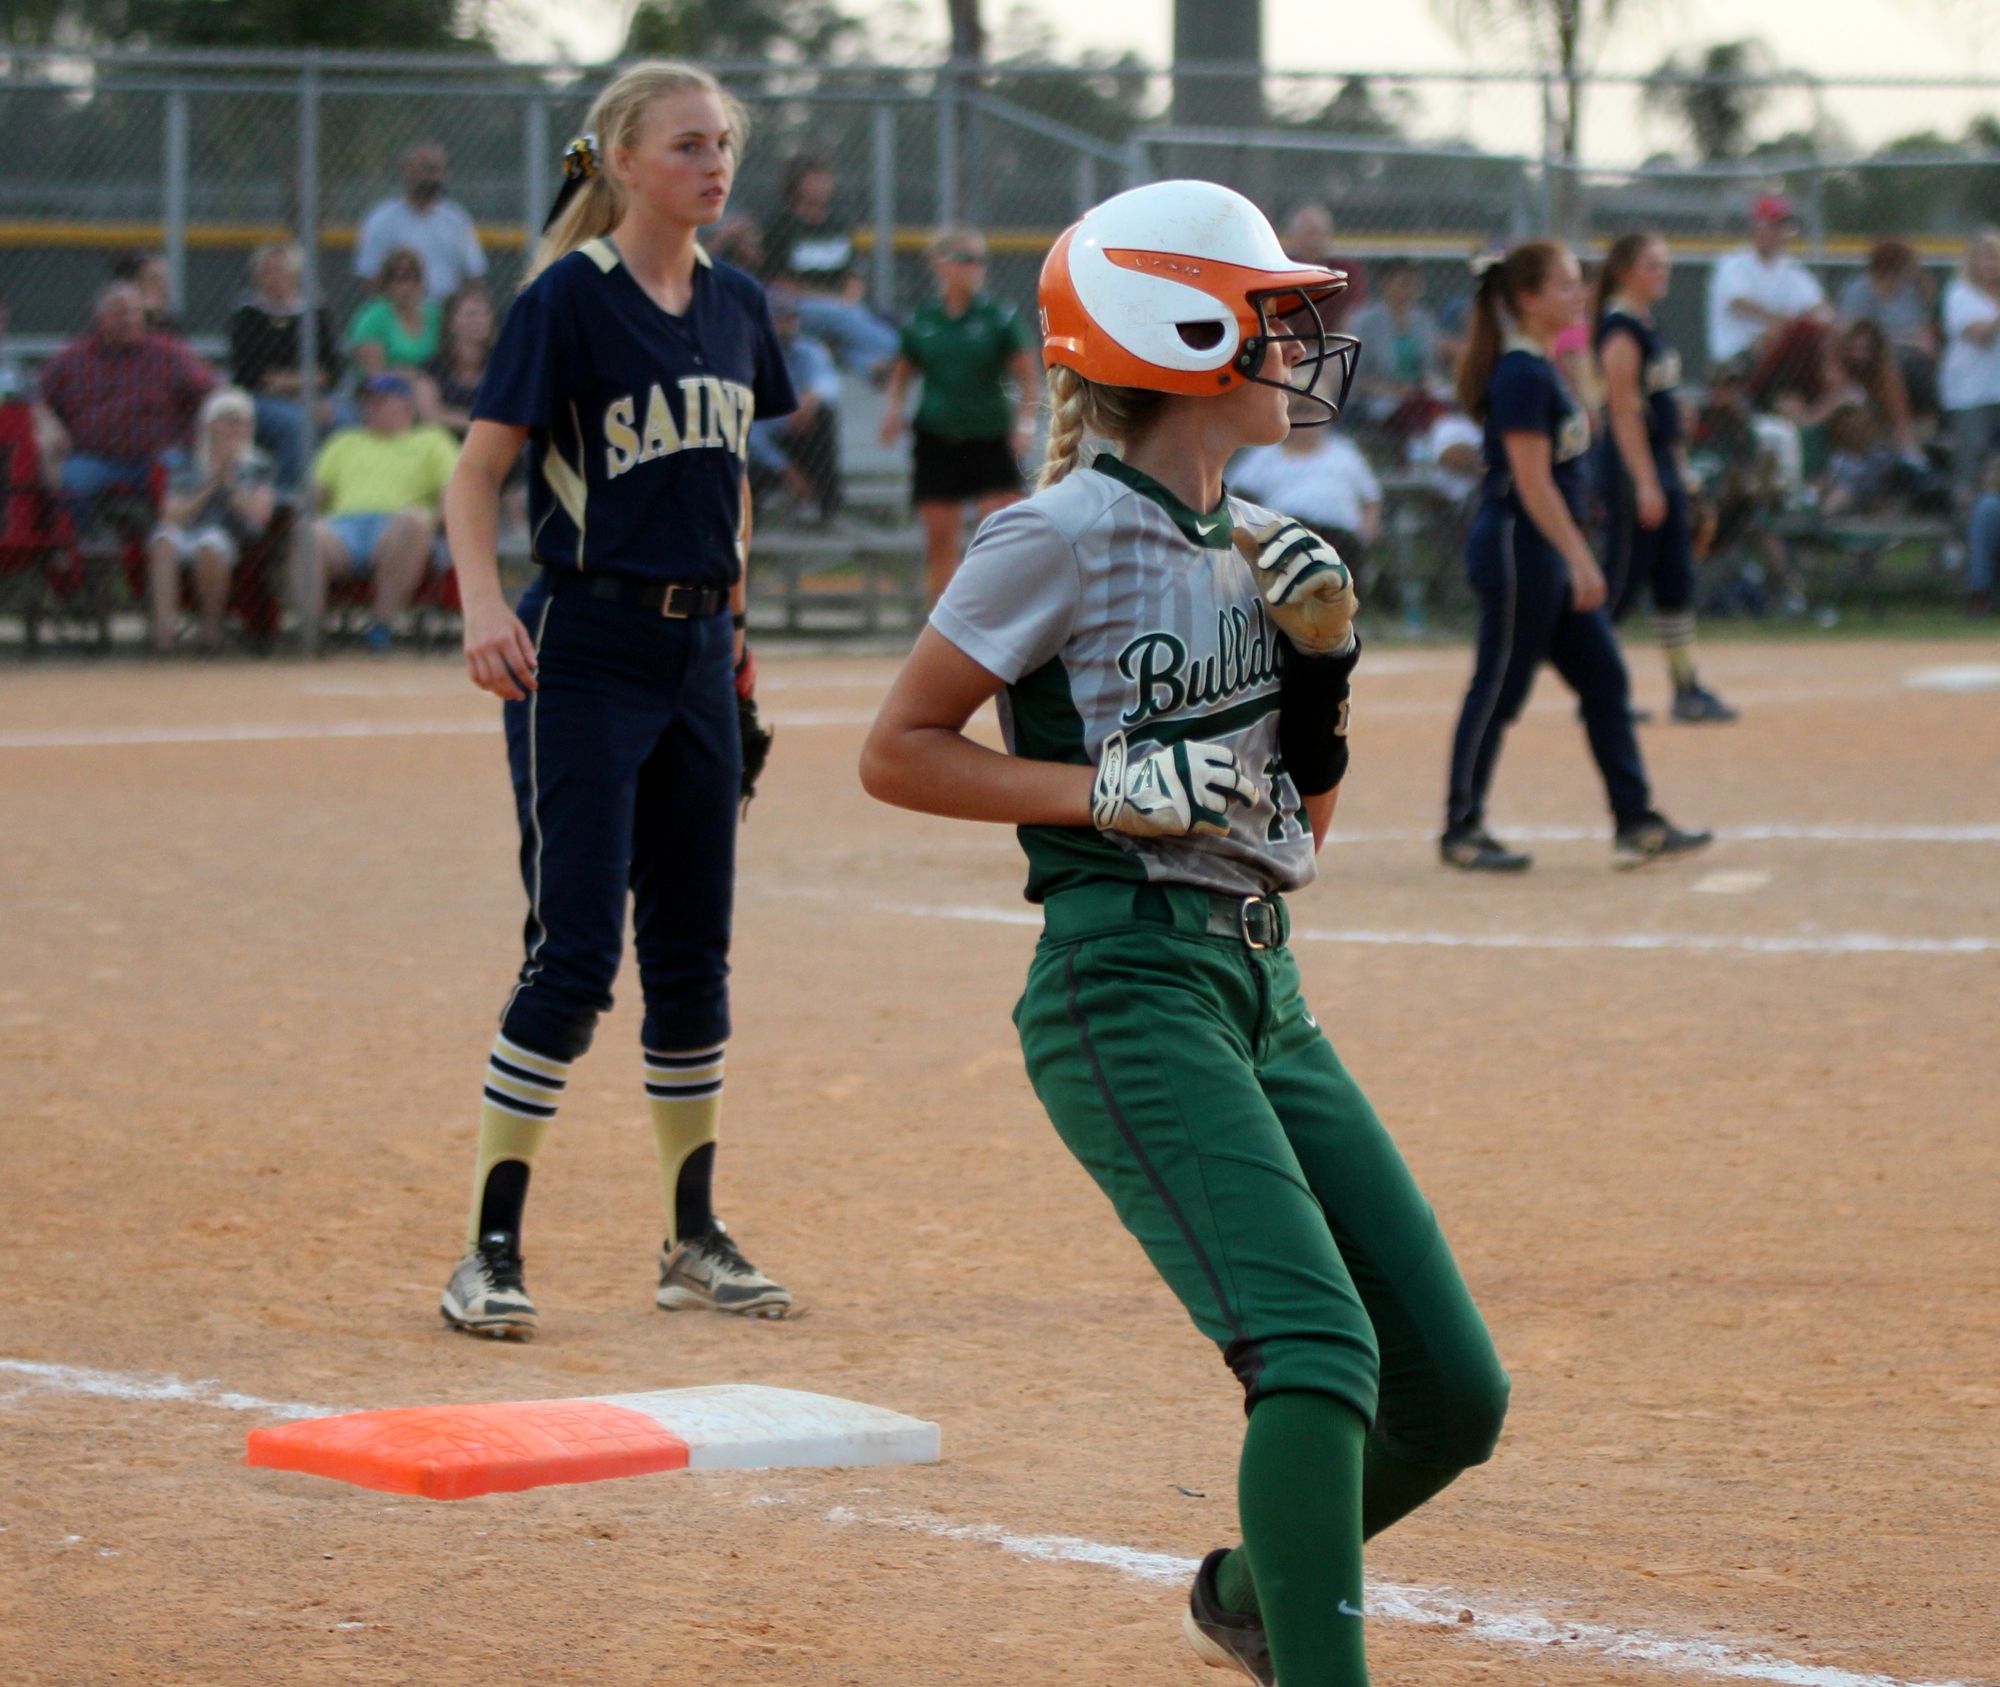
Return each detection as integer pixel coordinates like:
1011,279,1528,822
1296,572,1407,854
246,1399,691,1500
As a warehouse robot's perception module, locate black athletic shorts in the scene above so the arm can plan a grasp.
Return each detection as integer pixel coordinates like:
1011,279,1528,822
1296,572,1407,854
910,429,1022,504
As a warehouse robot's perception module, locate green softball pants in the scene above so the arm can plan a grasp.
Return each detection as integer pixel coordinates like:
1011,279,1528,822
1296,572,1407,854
1014,880,1508,1468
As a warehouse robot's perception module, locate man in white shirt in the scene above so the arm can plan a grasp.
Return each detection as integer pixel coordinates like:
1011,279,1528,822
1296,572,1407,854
1707,195,1829,368
354,144,487,301
1230,427,1383,549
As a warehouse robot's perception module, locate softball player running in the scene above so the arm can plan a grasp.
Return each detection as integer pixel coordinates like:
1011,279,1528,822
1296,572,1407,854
1441,241,1713,874
863,180,1510,1687
1594,232,1736,722
438,61,797,1339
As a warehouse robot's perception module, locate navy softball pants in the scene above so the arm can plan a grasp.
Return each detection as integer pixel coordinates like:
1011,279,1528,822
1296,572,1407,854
498,574,742,1064
1446,505,1652,833
1600,450,1694,620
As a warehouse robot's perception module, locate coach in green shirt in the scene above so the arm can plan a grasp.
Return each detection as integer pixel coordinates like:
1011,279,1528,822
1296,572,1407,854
880,228,1041,602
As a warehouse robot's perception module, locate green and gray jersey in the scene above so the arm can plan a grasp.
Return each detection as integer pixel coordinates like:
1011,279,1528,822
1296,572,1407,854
930,453,1314,903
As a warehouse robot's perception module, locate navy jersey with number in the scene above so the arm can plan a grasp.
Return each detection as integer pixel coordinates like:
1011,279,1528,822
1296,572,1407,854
1481,347,1592,522
473,236,798,586
1593,308,1683,457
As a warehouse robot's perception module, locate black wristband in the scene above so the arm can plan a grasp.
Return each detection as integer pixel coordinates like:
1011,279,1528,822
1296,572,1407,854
731,611,748,630
1277,631,1360,796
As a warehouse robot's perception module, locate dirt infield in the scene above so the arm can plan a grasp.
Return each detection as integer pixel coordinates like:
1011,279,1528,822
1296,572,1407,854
2,636,1996,1687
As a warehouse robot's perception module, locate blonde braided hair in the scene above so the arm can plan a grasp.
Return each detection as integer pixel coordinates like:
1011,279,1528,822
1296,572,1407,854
1037,363,1168,488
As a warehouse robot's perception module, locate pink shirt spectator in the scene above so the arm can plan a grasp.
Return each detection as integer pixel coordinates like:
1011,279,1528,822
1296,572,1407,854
38,332,215,461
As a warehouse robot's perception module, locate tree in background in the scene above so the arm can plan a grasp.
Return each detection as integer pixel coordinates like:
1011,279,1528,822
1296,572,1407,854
1642,39,1778,163
1432,0,1644,230
0,0,501,48
623,0,859,61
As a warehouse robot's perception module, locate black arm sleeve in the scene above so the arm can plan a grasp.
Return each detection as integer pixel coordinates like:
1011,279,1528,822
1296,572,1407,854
1277,632,1360,796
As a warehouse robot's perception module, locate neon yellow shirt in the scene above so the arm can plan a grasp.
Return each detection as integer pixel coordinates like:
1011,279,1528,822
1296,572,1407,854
313,424,460,516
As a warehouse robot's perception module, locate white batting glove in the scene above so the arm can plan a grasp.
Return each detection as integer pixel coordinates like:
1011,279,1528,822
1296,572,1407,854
1091,730,1258,838
1239,516,1358,655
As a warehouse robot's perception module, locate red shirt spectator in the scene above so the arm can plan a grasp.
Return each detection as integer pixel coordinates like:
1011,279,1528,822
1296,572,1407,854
39,282,214,462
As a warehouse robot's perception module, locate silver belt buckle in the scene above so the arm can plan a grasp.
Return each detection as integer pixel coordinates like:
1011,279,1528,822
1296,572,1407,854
1239,895,1270,951
661,584,690,619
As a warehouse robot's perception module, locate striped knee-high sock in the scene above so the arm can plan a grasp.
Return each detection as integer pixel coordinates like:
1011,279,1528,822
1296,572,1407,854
463,1033,571,1252
1654,608,1699,691
645,1043,724,1248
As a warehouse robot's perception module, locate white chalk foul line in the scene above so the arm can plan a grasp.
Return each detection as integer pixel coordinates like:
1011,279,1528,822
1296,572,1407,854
1323,825,2000,845
0,1359,337,1419
0,719,499,749
866,900,2000,957
826,1505,1974,1687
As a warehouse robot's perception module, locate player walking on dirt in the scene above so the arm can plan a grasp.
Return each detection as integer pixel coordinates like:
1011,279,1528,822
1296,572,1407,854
1440,240,1713,873
862,180,1511,1687
437,61,797,1338
1594,231,1737,723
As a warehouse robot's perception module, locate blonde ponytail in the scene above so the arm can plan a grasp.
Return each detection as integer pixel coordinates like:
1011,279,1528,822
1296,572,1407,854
1037,363,1167,488
529,60,751,282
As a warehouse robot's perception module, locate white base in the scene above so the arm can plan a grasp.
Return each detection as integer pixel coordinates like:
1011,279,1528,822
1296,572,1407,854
592,1384,940,1471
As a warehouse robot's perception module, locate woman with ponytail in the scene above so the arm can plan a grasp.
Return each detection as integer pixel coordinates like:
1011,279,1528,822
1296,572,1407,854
1442,240,1712,872
1594,232,1736,722
865,181,1508,1687
436,62,799,1338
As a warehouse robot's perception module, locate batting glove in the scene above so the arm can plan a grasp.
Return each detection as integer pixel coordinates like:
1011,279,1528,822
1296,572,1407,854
1240,516,1358,655
1091,730,1258,838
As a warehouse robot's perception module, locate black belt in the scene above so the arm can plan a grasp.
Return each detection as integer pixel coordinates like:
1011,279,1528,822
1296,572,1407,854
1204,891,1286,951
546,569,728,619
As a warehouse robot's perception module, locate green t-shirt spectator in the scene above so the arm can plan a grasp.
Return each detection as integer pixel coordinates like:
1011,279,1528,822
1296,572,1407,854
313,422,459,516
899,292,1028,441
344,295,442,371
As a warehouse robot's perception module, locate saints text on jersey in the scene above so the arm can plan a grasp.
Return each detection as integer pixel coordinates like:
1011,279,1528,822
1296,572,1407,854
602,377,755,478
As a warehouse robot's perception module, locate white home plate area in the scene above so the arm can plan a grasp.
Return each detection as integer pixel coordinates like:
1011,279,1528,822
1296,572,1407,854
245,1383,940,1501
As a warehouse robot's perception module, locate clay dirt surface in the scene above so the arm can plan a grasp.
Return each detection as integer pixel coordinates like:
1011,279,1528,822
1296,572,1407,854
1,636,1996,1687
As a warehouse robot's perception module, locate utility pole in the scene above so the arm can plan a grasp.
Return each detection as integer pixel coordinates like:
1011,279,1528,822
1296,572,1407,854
1172,0,1262,130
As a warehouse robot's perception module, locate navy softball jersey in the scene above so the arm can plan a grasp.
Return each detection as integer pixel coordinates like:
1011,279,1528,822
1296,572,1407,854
1448,344,1651,832
1593,308,1695,619
481,236,794,1066
474,237,797,584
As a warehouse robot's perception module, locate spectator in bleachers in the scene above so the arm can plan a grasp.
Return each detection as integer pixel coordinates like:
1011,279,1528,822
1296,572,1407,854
748,286,842,522
1707,195,1828,373
356,142,486,301
112,250,184,338
421,288,497,437
1837,239,1938,417
1349,259,1446,437
228,241,341,490
36,280,215,527
0,287,27,401
1281,202,1365,327
1751,316,1919,474
1940,229,2000,513
310,372,459,652
1229,423,1383,573
1964,455,2000,614
759,153,899,376
345,248,442,383
145,387,273,653
878,227,1039,601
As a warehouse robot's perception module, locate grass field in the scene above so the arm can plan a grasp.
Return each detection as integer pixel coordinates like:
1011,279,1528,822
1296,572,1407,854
2,636,1996,1686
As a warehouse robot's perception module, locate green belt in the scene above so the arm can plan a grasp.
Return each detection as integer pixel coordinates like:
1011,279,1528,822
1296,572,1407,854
1038,880,1290,950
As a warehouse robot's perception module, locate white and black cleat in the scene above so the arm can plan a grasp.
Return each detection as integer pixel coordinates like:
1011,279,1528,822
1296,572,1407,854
440,1233,538,1340
656,1221,792,1319
1613,810,1714,869
1183,1548,1276,1686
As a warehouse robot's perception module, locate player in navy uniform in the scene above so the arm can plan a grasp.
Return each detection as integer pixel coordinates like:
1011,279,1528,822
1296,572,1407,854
1441,241,1712,873
1594,231,1736,723
437,61,798,1338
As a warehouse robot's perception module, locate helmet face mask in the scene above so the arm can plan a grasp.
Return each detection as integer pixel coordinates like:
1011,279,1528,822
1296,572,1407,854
1234,283,1359,428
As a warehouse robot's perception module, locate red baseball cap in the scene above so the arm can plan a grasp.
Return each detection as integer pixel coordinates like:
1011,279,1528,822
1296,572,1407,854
1752,194,1796,225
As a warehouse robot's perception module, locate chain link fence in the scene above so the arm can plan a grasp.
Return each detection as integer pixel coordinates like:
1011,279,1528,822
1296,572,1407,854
1,49,1996,645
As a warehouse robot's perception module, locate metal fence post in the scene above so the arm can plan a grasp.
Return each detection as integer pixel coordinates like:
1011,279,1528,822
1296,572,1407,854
937,64,959,226
523,93,549,251
871,99,896,317
163,88,189,313
1122,134,1150,191
295,53,322,658
1073,149,1096,218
